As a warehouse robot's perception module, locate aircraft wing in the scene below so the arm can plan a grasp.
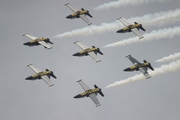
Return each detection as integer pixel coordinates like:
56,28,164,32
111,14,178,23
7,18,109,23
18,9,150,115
131,28,144,39
64,3,78,12
139,67,151,79
117,17,131,26
27,64,42,73
89,93,101,107
41,75,54,87
88,52,101,63
38,41,52,49
76,80,90,91
117,17,144,39
23,33,38,40
126,55,141,65
74,41,89,50
80,14,92,25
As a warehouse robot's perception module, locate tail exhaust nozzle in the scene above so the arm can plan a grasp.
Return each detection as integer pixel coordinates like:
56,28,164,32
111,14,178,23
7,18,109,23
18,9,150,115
86,12,93,18
148,64,154,71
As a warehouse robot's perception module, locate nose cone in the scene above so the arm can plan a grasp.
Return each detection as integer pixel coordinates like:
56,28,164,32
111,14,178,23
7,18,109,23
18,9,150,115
73,52,80,56
25,76,33,80
116,29,123,33
74,94,81,98
23,42,30,46
123,67,131,71
66,15,72,19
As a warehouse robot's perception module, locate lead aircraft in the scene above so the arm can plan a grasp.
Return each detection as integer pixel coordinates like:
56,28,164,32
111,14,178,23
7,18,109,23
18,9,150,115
23,33,53,50
26,64,57,87
73,41,103,63
124,55,154,79
74,80,104,107
65,3,93,25
116,17,146,39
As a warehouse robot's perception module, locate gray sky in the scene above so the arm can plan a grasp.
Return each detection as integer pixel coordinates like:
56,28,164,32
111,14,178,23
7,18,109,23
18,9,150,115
1,0,180,120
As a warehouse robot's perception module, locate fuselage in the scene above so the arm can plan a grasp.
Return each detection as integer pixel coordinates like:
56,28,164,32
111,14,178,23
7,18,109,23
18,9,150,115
26,70,52,80
73,47,99,56
117,23,141,33
74,88,100,98
66,9,89,19
23,38,49,46
124,62,150,71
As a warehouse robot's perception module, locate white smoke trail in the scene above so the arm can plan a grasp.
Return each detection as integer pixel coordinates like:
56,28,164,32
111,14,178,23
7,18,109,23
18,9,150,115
54,9,180,38
94,0,169,11
106,59,180,88
103,26,180,48
156,52,180,63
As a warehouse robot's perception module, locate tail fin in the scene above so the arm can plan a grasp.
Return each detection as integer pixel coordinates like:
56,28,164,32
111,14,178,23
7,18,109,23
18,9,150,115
48,41,53,44
139,26,146,31
46,69,57,79
97,48,103,55
94,85,104,97
51,72,57,79
86,12,93,18
143,60,154,71
134,22,138,24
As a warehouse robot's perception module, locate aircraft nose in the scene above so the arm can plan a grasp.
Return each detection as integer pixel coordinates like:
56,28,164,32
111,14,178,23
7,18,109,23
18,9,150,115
123,67,131,71
73,52,80,56
23,42,29,46
25,76,33,80
74,94,81,98
66,15,72,19
116,29,123,33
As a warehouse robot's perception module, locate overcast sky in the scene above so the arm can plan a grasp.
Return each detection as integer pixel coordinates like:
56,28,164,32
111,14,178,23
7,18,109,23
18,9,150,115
1,0,180,120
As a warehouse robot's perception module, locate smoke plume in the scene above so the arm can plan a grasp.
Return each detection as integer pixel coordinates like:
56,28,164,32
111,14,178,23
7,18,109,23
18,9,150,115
106,59,180,88
156,52,180,63
103,26,180,48
94,0,170,11
54,9,180,38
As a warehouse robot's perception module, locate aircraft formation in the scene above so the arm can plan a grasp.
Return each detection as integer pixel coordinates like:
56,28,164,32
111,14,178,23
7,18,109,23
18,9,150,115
23,3,155,107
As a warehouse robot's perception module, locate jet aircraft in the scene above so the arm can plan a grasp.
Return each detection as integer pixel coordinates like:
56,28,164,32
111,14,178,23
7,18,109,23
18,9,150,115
73,41,103,63
124,55,154,79
23,33,53,49
26,64,57,87
65,3,93,25
74,80,104,107
116,17,146,39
